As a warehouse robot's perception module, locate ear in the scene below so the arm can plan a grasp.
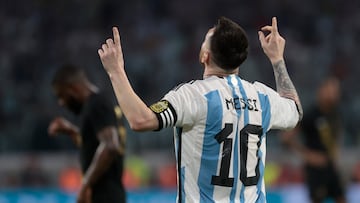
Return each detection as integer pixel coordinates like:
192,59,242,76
67,83,81,96
201,51,210,64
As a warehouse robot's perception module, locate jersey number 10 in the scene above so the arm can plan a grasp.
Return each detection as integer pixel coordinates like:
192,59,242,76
211,123,263,187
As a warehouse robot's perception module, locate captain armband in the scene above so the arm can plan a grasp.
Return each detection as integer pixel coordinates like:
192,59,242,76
149,100,177,131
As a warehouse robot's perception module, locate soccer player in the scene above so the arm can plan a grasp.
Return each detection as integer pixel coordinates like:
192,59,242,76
98,17,302,202
282,76,346,203
48,65,126,203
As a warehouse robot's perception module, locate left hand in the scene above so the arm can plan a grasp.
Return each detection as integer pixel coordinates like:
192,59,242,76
77,185,92,203
258,17,285,64
98,27,125,76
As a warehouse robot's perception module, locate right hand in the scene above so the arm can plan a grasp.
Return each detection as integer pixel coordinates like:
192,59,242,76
48,117,76,137
98,27,124,76
258,17,285,64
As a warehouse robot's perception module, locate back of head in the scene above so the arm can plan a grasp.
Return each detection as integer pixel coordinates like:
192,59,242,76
210,17,249,70
52,64,88,88
317,76,340,110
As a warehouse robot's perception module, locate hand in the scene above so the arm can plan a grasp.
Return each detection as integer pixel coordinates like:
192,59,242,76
48,117,76,137
77,185,92,203
258,17,285,64
98,27,124,76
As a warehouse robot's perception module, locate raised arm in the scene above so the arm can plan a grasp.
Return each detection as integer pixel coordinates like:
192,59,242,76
258,17,303,120
98,27,158,131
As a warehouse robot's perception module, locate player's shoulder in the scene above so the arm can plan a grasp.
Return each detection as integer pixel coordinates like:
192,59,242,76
88,92,114,109
252,81,268,89
251,81,277,94
171,79,199,92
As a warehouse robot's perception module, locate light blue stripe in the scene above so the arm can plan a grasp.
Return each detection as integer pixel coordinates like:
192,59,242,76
181,167,185,203
198,90,223,203
236,77,249,203
236,77,249,124
256,151,266,203
226,76,241,203
256,92,271,203
257,93,271,134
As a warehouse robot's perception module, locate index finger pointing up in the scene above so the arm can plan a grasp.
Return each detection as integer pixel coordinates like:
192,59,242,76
272,17,278,33
113,27,120,45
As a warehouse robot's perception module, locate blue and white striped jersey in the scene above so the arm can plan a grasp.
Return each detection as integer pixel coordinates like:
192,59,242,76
151,74,299,203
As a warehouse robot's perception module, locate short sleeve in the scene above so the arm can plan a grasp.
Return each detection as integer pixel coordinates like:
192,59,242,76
150,84,199,130
87,96,117,134
254,81,299,130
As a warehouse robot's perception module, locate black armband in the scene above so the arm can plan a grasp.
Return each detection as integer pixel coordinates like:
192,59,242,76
149,100,177,131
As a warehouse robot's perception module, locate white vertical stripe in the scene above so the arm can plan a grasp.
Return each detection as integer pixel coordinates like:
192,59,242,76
241,80,265,203
166,109,175,126
163,110,171,127
160,113,167,128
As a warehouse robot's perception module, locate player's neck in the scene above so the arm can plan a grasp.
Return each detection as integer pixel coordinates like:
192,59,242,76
203,64,238,79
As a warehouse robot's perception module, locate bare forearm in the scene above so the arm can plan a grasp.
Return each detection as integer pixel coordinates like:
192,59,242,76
108,70,158,131
98,27,158,131
82,144,115,188
272,60,303,120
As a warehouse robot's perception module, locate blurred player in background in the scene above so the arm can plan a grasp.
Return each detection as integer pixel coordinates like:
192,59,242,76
48,64,126,203
282,76,346,203
98,17,302,202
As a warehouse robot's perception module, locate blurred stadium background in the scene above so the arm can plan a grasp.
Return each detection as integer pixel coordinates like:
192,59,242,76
0,0,360,202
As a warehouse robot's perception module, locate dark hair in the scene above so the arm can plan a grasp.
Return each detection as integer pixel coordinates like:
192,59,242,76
210,17,248,70
52,64,87,87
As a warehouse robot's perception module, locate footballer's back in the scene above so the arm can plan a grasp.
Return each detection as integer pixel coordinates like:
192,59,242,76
163,74,298,203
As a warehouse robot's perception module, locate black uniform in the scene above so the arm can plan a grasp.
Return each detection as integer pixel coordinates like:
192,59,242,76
80,92,126,203
301,105,344,201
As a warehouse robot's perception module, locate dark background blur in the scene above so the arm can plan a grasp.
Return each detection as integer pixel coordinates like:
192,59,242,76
0,0,359,202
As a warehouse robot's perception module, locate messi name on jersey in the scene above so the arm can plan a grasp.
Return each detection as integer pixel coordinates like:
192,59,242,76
225,97,259,111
